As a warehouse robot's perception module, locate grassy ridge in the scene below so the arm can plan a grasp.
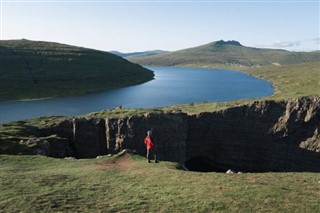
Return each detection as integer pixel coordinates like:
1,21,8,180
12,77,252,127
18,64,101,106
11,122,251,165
129,40,320,67
1,154,319,212
0,39,154,100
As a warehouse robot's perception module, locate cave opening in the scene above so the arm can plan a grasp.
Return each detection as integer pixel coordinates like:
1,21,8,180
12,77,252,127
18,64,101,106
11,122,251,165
185,156,226,172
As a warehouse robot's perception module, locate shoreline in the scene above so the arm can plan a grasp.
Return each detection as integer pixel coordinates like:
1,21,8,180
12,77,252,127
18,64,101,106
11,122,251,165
18,97,53,102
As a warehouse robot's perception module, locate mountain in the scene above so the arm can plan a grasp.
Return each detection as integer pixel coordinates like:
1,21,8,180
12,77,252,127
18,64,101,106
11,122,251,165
128,40,320,67
110,50,169,58
0,39,154,100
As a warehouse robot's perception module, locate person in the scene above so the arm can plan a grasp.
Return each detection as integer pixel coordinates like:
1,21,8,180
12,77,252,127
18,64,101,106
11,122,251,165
144,130,158,163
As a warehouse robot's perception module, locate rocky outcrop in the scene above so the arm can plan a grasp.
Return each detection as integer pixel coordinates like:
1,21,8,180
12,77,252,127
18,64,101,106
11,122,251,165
28,96,320,172
38,118,108,158
19,136,74,158
300,128,320,152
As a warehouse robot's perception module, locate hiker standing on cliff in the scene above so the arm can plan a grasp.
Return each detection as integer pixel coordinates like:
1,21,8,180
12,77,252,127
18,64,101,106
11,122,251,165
144,131,158,163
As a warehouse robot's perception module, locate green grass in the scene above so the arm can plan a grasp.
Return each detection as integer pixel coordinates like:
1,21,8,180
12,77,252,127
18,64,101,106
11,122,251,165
0,39,154,100
162,100,251,115
86,108,164,118
240,62,320,100
1,154,319,212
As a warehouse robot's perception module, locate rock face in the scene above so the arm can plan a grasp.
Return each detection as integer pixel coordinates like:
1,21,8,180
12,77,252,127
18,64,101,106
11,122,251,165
72,118,107,158
186,97,320,172
105,112,188,163
34,96,319,172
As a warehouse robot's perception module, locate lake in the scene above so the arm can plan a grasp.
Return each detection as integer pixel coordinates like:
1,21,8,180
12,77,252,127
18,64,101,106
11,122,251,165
0,66,273,123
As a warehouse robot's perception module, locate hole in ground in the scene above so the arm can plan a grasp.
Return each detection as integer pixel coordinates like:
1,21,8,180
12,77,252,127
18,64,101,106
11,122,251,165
185,156,226,172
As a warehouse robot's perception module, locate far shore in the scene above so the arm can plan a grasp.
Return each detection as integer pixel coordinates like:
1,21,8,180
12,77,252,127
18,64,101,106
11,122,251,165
18,97,53,102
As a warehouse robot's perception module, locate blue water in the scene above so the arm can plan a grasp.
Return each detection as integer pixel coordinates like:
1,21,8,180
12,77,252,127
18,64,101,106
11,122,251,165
0,66,273,123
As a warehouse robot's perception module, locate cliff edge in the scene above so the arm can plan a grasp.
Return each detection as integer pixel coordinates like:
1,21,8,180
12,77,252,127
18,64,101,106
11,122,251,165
2,96,319,172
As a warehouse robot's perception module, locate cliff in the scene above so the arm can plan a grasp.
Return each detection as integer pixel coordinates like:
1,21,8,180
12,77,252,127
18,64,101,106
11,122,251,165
186,97,320,172
8,97,320,172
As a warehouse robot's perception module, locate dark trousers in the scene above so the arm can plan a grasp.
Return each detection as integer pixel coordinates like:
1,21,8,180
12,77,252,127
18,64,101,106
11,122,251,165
146,149,157,161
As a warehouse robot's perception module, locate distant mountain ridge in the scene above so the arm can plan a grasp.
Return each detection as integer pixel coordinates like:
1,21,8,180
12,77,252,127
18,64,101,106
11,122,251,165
110,50,169,58
128,40,320,67
0,39,154,100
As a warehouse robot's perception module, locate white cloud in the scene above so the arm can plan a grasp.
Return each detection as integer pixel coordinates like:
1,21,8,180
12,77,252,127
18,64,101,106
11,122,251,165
308,37,320,44
266,40,302,48
308,37,320,41
259,38,320,50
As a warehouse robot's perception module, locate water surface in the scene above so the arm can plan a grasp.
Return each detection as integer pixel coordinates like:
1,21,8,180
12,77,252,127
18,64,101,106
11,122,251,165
0,66,273,123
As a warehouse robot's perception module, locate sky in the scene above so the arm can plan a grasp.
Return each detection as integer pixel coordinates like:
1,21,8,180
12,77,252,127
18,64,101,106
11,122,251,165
1,0,319,52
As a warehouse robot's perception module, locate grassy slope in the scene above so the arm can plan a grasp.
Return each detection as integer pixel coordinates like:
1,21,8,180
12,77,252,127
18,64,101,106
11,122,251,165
241,62,320,100
129,40,320,67
1,153,319,212
0,39,154,100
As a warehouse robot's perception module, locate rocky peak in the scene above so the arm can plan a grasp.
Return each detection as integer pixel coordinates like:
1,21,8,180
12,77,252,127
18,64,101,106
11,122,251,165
213,40,243,46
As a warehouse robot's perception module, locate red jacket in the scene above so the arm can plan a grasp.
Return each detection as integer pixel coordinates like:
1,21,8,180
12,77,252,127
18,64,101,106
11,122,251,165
144,136,154,151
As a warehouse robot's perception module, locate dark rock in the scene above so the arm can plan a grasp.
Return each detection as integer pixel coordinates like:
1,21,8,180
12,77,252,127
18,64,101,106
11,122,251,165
186,97,320,172
72,118,107,158
40,119,73,139
19,136,73,157
106,112,188,163
214,40,242,46
46,137,75,158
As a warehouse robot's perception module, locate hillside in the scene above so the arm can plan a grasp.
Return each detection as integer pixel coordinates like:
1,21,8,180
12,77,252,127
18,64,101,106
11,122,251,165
0,39,154,100
128,40,320,67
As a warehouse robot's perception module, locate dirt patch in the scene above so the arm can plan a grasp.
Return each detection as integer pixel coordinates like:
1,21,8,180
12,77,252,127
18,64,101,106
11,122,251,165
95,151,136,171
